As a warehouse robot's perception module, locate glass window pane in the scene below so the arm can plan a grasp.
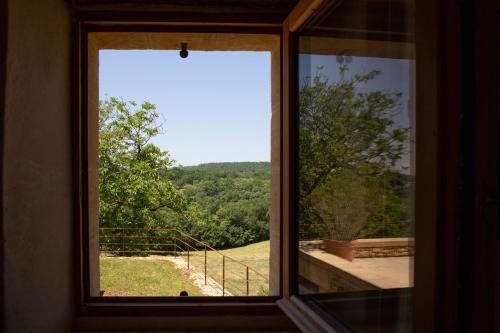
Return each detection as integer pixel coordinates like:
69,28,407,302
85,32,281,298
296,0,415,330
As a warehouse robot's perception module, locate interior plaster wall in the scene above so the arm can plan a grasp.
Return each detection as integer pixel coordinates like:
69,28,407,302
3,0,74,332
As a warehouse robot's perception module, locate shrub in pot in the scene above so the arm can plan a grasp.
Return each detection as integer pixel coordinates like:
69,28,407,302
311,172,372,261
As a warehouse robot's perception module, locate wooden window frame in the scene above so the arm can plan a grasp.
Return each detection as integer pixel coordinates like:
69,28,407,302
72,1,462,331
278,1,465,332
74,21,285,315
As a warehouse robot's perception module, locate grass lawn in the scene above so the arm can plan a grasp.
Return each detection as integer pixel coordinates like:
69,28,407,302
100,257,203,296
188,240,270,296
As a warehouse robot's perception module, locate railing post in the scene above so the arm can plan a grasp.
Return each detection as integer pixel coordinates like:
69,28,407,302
204,245,207,285
222,256,225,296
246,266,249,296
121,227,125,256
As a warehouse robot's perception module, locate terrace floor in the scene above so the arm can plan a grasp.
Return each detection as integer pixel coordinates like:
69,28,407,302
300,248,413,290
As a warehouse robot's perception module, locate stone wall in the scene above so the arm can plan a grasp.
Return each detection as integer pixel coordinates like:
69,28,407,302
354,238,414,258
355,246,413,258
300,238,414,258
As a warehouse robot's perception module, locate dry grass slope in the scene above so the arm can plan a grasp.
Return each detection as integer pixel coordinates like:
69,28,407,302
189,240,270,296
99,240,270,297
100,257,203,296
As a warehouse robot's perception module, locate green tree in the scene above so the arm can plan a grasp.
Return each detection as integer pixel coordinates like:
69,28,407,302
298,66,409,239
98,98,189,230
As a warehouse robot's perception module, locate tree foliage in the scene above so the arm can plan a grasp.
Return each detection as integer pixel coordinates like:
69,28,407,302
298,66,411,239
98,98,189,230
99,98,271,250
169,163,270,248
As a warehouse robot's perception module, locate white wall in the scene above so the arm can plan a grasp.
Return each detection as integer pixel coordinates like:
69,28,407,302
3,0,73,332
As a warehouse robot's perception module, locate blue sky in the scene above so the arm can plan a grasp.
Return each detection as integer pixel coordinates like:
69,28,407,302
99,50,412,171
299,54,412,129
99,50,271,166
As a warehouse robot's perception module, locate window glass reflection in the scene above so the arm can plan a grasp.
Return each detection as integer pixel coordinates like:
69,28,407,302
296,0,415,330
298,54,414,289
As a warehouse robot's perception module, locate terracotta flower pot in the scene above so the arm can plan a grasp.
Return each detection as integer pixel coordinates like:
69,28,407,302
323,239,357,261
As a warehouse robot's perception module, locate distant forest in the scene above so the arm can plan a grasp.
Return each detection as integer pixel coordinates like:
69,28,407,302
166,162,270,248
180,162,270,176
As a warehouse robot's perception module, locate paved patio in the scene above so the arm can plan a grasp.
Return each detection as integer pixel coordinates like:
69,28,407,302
300,248,413,290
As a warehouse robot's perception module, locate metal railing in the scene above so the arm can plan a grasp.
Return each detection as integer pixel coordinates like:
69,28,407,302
99,227,269,296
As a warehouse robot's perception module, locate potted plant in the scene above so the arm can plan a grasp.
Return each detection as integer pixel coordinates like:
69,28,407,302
311,172,371,261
